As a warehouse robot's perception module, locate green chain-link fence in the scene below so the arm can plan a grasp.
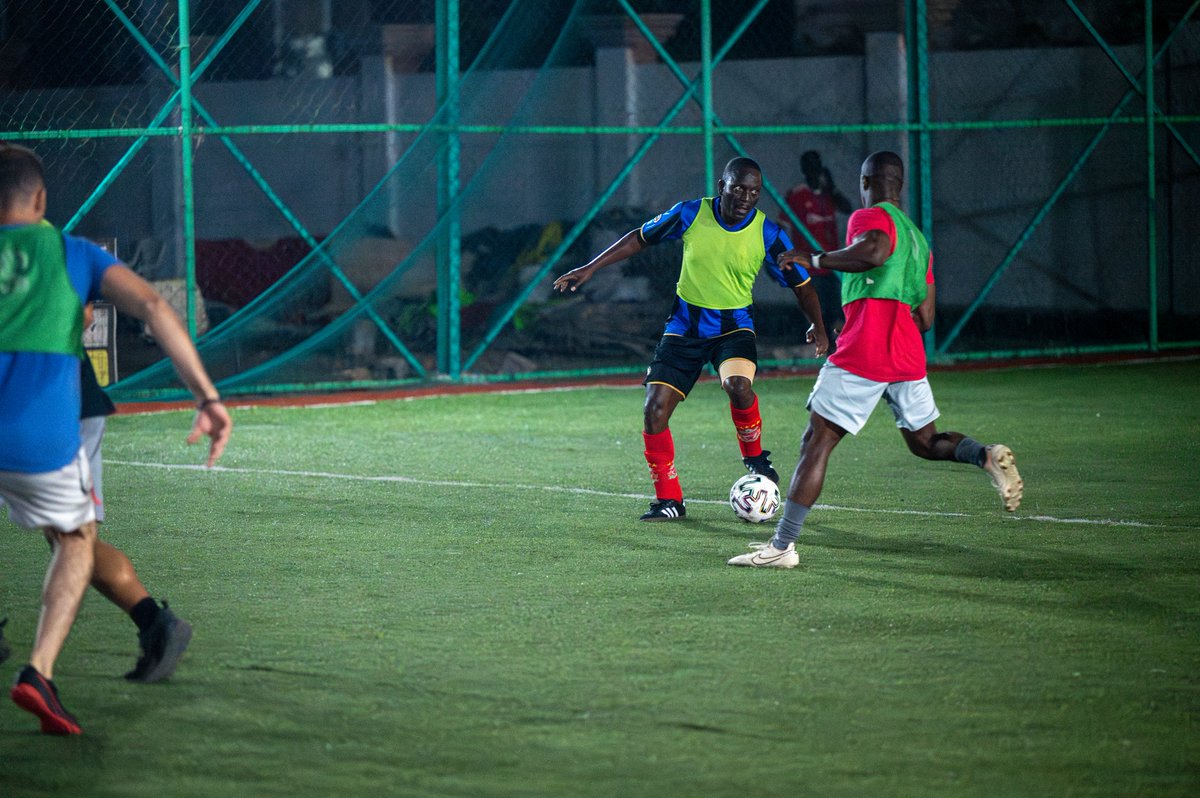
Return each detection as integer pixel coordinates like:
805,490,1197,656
1,0,1196,400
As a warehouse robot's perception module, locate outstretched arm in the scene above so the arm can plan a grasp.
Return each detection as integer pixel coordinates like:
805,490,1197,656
553,229,648,294
779,229,891,275
100,265,232,467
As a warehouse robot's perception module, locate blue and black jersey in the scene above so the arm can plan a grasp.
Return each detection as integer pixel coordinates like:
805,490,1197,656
640,197,810,339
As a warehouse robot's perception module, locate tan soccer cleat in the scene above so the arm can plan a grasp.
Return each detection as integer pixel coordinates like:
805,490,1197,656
984,444,1023,512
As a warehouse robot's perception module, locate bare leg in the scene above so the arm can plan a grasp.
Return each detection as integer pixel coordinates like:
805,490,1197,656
786,412,848,507
902,422,1023,511
643,383,682,434
900,422,965,461
728,411,848,567
30,522,97,679
92,540,151,614
89,541,192,684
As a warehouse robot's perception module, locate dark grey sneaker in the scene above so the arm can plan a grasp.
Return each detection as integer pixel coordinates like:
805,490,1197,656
743,450,780,484
640,499,686,521
0,617,11,666
125,603,193,683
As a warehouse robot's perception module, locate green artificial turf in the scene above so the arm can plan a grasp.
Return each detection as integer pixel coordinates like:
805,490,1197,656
1,359,1197,797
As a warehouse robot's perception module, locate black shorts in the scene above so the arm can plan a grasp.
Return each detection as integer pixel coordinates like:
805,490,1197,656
643,329,757,398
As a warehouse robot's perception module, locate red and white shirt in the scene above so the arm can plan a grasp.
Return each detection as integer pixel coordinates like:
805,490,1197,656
828,207,935,383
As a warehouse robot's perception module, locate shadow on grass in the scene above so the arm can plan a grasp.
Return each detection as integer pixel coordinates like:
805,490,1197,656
799,524,1197,622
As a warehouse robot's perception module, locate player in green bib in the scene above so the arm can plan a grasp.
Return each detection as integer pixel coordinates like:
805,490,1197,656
0,221,83,356
728,151,1024,569
1,143,232,734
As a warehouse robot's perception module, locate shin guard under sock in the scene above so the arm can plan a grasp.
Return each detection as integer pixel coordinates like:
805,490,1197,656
643,429,683,501
730,396,764,458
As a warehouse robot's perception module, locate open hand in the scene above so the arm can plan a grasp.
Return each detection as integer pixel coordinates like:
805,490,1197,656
552,266,594,294
187,401,233,468
806,324,829,358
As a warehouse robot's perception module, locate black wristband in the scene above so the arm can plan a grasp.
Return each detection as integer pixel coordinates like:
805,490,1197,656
197,397,223,411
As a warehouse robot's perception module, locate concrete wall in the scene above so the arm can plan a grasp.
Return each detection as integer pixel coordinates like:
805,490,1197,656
31,32,1199,315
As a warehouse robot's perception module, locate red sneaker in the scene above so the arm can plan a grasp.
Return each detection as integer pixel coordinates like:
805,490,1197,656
10,664,82,735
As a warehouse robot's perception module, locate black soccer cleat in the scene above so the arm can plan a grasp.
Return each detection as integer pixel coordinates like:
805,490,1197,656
11,664,82,735
640,499,686,521
743,450,780,485
0,617,11,666
125,602,193,683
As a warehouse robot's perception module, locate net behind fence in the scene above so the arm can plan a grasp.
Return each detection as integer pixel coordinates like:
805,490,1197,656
1,0,1195,399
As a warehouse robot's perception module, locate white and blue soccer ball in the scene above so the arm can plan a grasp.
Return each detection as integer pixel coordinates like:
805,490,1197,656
729,473,780,523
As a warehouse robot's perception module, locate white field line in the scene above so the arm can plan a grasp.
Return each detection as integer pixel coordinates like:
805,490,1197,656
107,460,1163,528
116,355,1200,417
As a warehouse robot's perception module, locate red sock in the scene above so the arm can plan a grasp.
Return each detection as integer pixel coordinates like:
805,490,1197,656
730,396,764,458
643,429,683,501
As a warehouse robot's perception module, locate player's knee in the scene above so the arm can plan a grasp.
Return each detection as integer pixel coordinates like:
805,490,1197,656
643,400,671,432
722,375,753,401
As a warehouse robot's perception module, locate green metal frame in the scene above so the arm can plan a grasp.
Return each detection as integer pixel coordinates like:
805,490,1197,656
1146,0,1160,352
460,0,771,372
436,0,462,378
96,0,428,380
937,0,1199,356
905,0,934,351
4,0,1195,400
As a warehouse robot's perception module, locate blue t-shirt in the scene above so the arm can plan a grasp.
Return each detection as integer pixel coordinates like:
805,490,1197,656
640,197,809,338
0,231,117,472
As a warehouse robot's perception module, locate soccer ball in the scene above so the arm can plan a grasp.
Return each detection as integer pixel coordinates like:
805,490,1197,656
729,473,781,523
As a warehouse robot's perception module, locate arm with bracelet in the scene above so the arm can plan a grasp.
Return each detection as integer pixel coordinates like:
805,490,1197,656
100,265,232,467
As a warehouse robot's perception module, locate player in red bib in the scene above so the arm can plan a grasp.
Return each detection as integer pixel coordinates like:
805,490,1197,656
729,151,1024,569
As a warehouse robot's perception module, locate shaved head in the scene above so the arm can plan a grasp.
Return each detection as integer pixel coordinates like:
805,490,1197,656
860,150,904,206
722,156,761,181
862,150,904,178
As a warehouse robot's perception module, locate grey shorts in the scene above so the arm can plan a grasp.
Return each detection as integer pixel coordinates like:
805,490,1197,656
81,416,107,522
807,362,940,435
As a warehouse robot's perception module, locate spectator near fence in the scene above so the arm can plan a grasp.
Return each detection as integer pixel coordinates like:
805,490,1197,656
780,150,853,349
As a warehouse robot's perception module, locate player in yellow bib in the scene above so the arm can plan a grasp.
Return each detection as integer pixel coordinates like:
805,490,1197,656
554,157,828,520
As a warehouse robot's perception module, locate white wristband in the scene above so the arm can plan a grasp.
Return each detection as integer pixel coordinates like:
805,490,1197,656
811,252,823,270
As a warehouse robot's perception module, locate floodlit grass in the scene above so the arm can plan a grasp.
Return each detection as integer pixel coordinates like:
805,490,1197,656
2,359,1198,797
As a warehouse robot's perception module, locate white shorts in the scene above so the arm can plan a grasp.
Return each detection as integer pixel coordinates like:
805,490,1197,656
0,448,96,533
807,362,940,435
